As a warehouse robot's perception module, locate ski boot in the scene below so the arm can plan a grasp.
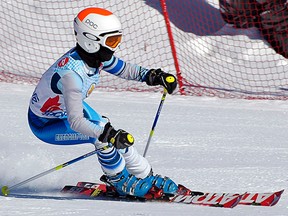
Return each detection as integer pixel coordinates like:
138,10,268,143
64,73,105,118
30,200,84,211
101,168,180,199
146,172,203,197
145,173,178,196
101,167,155,198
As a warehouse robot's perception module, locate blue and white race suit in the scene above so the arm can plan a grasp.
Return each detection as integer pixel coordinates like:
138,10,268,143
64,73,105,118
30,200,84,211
28,47,152,177
28,47,149,145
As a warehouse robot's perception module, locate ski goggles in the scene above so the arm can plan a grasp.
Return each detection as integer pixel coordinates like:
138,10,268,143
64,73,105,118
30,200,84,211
100,32,122,51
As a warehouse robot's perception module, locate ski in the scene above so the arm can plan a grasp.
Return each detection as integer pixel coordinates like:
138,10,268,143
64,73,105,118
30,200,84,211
170,189,284,207
238,190,284,206
61,184,242,208
75,181,242,208
61,181,283,208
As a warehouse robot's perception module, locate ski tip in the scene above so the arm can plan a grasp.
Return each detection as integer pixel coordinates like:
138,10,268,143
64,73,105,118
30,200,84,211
1,186,10,196
269,189,285,207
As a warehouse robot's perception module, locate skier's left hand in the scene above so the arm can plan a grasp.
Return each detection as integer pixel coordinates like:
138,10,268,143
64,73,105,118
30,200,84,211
145,69,177,94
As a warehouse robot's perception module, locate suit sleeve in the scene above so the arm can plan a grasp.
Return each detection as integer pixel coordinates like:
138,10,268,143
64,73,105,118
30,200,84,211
103,56,150,82
61,72,104,138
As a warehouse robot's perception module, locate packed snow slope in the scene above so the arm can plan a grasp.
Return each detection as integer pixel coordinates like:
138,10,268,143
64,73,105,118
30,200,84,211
0,82,287,216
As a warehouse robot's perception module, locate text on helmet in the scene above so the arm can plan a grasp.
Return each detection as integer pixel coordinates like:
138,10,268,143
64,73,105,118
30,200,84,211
84,19,98,29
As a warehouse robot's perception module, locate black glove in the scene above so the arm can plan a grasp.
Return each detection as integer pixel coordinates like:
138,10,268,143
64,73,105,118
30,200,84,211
145,69,177,94
98,122,134,149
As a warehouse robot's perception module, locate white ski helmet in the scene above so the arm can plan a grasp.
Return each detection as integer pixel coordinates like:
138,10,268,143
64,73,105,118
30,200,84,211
74,7,122,53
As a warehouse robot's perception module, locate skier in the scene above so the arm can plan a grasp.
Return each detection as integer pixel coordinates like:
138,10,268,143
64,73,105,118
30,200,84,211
28,7,178,198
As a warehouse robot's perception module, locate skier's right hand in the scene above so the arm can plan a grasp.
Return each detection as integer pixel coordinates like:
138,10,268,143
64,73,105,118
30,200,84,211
98,122,134,149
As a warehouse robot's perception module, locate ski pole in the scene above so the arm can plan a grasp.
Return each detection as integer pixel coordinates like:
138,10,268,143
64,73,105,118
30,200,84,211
143,88,168,157
1,149,99,196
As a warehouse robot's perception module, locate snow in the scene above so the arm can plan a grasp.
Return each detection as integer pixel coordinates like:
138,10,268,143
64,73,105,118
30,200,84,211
1,0,288,215
0,82,287,215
